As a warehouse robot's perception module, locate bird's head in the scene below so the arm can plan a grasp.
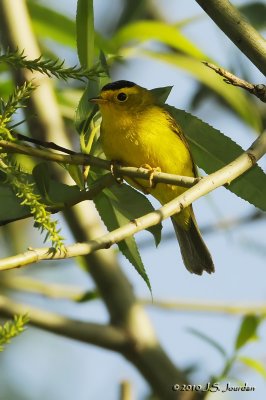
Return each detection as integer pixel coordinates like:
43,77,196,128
90,80,154,117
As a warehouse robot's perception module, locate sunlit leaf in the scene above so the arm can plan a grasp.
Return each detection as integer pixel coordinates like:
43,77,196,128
238,356,266,379
235,315,261,350
76,0,94,69
28,1,113,53
114,20,206,59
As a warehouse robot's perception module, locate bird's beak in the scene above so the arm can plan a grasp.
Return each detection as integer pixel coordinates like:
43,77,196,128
89,96,108,104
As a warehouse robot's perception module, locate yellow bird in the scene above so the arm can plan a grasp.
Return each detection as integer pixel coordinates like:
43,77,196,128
91,81,214,275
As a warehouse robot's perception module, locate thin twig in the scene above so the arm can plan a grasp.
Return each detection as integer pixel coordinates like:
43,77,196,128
139,210,265,249
141,298,266,316
2,276,265,317
0,140,199,188
195,0,266,75
203,62,266,102
120,381,134,400
0,276,91,301
0,130,265,272
13,132,76,154
0,295,127,351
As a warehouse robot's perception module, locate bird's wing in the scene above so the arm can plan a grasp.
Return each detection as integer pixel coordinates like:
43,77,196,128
163,109,199,177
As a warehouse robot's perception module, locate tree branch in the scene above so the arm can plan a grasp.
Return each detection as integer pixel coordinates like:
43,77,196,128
0,295,128,351
140,210,265,249
0,140,199,188
2,276,265,317
195,0,266,76
203,62,266,102
1,130,265,272
141,298,266,316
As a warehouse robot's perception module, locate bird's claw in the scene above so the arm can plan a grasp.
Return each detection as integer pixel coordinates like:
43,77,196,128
139,164,161,188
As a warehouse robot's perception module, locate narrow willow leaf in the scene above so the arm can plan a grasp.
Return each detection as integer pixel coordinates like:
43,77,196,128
77,290,99,303
28,1,113,53
76,0,94,69
113,21,206,59
28,0,76,47
93,187,152,293
63,164,85,190
145,51,262,132
103,183,162,247
150,86,173,104
0,174,81,224
0,183,30,223
187,327,227,358
32,162,51,200
74,80,99,135
167,106,266,212
235,315,261,351
238,356,266,379
239,2,266,30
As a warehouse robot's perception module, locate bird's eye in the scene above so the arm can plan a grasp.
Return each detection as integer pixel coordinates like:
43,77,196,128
117,92,128,102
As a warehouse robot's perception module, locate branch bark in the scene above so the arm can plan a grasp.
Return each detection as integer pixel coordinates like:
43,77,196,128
0,295,128,351
0,140,199,188
141,299,266,316
195,0,266,76
203,62,266,102
1,130,265,271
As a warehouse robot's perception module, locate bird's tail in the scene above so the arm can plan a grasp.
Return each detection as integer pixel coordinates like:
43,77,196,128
171,209,214,275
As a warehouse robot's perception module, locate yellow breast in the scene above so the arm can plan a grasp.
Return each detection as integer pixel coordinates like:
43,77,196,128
100,104,194,228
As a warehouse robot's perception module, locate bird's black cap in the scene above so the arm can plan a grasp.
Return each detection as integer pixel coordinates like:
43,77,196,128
101,80,136,92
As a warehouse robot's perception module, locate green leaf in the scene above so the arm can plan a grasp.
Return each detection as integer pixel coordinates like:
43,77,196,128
144,51,262,132
0,173,82,225
103,183,162,247
150,85,173,104
235,315,261,350
93,184,152,293
63,164,85,190
74,80,99,135
187,327,227,358
77,290,100,303
113,20,206,59
76,0,94,69
0,314,29,352
0,181,29,223
167,106,266,212
28,0,76,47
239,2,266,30
32,162,51,200
238,356,266,379
28,1,114,53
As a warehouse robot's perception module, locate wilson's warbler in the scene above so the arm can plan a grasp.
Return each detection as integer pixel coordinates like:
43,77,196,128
91,80,214,275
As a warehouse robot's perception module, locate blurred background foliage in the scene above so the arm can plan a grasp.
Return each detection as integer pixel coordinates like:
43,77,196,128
0,0,266,399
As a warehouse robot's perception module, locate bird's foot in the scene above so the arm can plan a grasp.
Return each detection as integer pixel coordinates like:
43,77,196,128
139,164,161,188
